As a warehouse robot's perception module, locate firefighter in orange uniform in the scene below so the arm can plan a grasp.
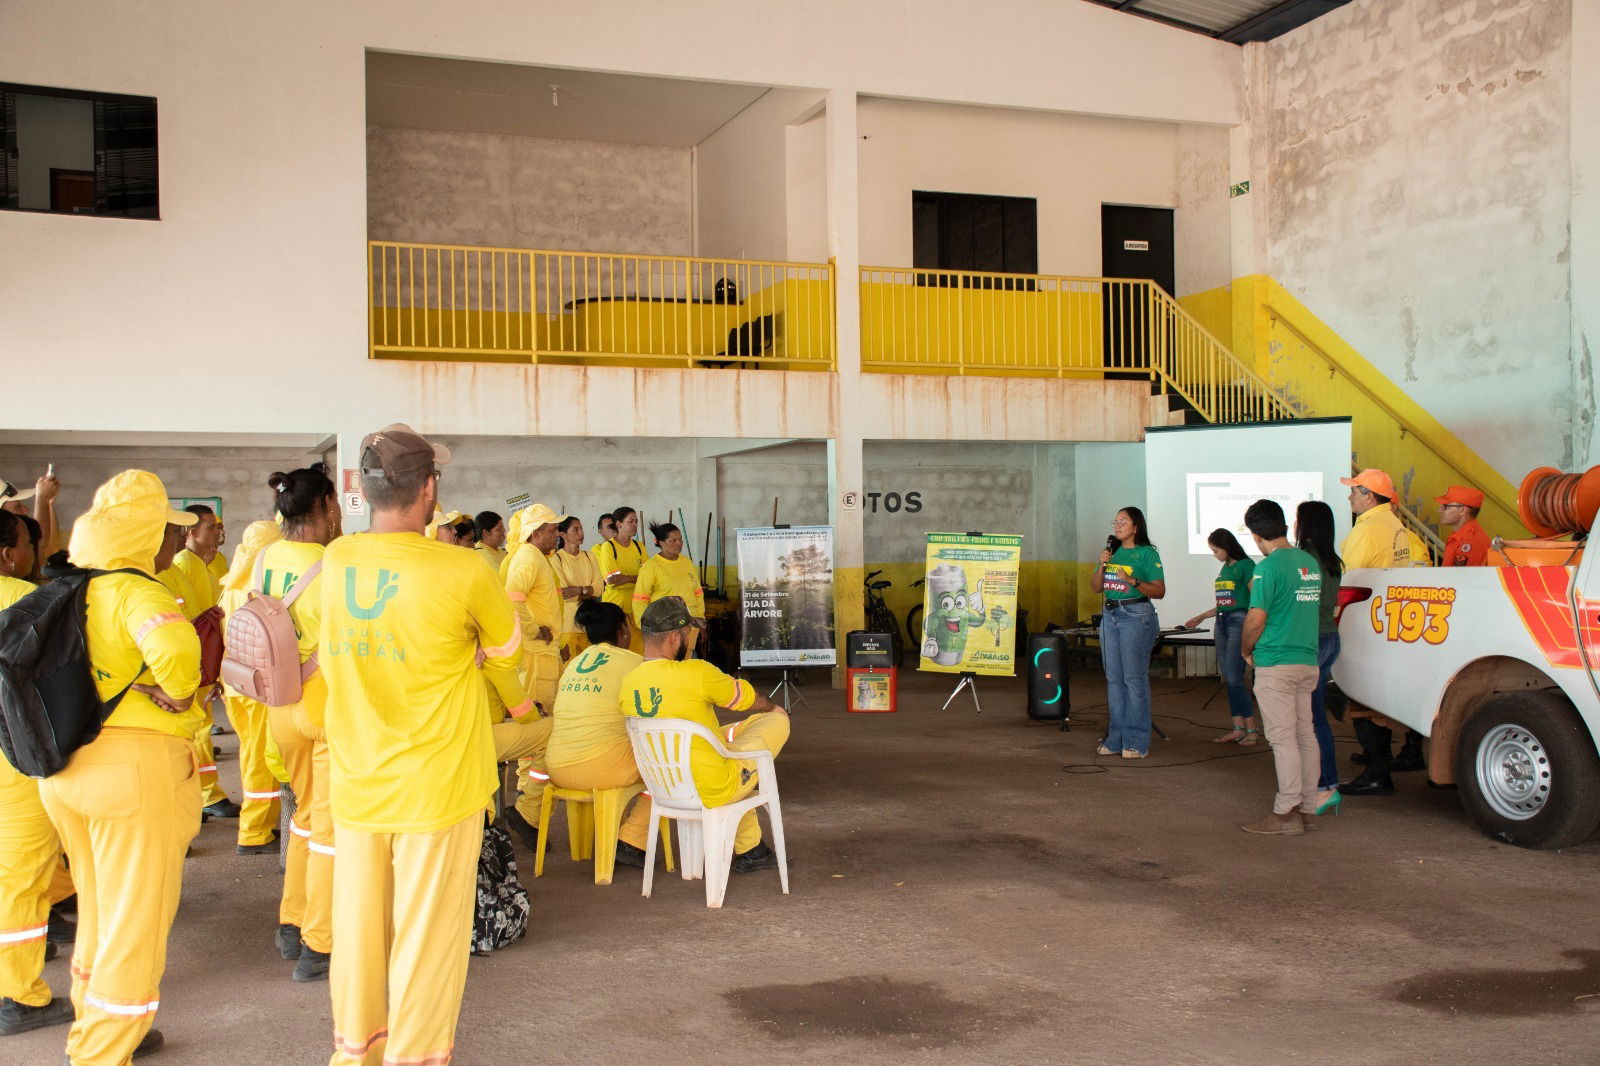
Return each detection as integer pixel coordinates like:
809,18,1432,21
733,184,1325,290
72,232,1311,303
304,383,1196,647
1435,486,1489,567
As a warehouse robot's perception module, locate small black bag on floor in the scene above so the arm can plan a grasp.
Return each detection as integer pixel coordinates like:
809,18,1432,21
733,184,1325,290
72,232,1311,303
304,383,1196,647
472,817,530,956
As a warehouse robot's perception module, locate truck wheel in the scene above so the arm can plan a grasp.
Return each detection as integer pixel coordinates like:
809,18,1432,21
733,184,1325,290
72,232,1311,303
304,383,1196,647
1455,691,1600,849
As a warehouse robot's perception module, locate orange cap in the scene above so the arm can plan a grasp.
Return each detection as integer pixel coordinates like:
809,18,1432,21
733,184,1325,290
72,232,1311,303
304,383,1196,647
1340,468,1396,500
1434,485,1484,508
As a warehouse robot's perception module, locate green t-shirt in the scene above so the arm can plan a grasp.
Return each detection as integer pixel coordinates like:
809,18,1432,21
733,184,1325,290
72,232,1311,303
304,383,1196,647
1214,557,1255,613
1102,544,1163,601
1250,546,1321,667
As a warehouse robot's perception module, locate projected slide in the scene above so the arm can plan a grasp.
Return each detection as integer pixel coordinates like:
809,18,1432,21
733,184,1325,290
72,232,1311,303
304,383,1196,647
1186,472,1323,556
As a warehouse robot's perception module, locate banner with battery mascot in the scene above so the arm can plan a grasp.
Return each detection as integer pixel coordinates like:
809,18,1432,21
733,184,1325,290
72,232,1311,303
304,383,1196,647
917,533,1022,676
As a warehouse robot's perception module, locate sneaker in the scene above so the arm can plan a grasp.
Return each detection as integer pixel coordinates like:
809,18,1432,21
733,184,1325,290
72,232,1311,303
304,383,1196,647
276,924,303,961
133,1027,164,1058
502,807,541,853
1241,811,1304,836
730,842,778,874
202,798,242,820
211,724,227,735
1121,749,1146,759
292,947,330,983
0,995,74,1036
613,841,647,869
1095,744,1116,756
237,830,281,856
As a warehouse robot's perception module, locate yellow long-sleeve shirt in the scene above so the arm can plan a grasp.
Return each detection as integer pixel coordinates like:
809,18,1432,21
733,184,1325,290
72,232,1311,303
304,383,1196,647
1341,505,1414,571
173,548,220,614
632,552,705,625
89,572,205,740
504,543,563,652
595,538,645,612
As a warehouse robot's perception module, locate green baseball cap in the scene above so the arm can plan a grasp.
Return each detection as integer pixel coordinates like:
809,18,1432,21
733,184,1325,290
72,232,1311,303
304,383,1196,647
640,595,693,634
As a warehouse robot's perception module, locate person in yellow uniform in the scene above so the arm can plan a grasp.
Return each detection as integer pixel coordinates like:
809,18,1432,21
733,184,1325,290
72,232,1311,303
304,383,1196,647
497,509,527,585
207,521,230,585
218,519,286,858
319,424,530,1066
620,596,789,872
589,512,616,570
38,471,203,1064
597,505,645,652
0,511,74,1038
546,601,653,867
474,511,506,571
502,504,565,851
1337,468,1423,794
551,515,602,662
632,521,705,651
255,466,342,983
157,531,237,820
172,504,222,613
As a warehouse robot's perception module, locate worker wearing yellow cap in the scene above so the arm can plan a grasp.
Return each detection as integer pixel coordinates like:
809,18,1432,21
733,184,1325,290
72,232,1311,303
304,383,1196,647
38,471,203,1064
1435,485,1489,566
502,503,564,850
320,424,531,1066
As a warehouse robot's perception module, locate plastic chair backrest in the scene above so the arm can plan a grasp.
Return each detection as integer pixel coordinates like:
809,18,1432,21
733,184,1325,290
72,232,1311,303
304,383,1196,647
625,718,733,812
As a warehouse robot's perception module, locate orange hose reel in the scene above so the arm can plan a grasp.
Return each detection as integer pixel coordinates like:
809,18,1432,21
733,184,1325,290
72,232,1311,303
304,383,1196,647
1516,466,1600,538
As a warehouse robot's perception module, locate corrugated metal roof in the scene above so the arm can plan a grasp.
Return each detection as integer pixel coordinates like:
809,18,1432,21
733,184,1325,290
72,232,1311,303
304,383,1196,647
1084,0,1352,44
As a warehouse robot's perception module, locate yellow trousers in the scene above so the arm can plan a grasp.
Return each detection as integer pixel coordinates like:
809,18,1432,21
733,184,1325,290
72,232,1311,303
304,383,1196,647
40,728,200,1066
0,768,59,1007
227,692,281,846
722,713,791,853
559,632,589,663
329,812,481,1066
521,649,561,714
548,743,652,849
270,702,333,954
195,696,228,808
510,716,554,828
49,857,75,905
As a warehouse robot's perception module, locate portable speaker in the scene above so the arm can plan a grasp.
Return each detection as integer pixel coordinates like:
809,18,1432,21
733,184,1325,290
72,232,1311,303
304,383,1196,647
1026,631,1069,722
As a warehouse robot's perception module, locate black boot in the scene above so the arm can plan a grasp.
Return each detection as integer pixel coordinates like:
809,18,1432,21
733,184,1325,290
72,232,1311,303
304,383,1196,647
1393,729,1426,772
0,996,74,1036
1344,718,1395,794
1340,769,1395,796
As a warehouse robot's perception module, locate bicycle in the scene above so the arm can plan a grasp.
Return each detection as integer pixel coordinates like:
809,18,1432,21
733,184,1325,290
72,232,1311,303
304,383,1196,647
905,578,926,664
862,570,901,663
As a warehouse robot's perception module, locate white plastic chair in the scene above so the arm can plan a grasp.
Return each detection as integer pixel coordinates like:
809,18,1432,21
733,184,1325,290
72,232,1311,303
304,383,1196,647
624,717,788,908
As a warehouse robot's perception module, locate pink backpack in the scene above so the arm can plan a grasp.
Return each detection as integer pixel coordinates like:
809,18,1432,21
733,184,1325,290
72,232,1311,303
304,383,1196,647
220,553,323,707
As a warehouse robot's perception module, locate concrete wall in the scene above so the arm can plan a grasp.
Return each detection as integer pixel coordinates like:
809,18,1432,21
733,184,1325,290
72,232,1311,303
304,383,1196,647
856,97,1184,276
1255,0,1575,477
367,126,691,254
695,89,824,263
14,93,94,211
1174,123,1233,298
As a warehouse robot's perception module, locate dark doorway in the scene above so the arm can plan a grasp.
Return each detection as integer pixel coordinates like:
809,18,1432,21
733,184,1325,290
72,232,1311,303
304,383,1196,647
913,191,1037,288
1100,204,1174,370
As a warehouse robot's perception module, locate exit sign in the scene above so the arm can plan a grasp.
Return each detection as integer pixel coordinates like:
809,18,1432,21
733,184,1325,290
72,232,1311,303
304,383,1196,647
1229,180,1251,198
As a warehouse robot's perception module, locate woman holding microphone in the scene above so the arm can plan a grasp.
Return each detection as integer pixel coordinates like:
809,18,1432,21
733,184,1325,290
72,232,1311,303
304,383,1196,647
1092,507,1165,759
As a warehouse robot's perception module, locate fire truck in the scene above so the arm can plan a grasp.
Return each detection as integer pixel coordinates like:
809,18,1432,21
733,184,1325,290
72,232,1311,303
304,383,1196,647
1332,467,1600,848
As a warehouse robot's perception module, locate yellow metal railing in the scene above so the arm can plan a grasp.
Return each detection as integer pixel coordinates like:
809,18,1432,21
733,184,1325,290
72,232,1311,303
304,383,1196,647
369,241,835,371
860,267,1292,424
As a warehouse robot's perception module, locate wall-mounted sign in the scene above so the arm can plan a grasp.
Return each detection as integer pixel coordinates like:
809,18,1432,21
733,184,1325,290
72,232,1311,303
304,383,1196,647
867,491,922,514
344,492,366,515
1230,180,1251,198
340,469,365,516
1122,240,1149,252
841,490,859,512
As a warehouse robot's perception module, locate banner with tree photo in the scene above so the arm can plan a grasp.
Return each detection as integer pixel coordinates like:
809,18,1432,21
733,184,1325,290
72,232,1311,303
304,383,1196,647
736,526,837,667
917,532,1023,677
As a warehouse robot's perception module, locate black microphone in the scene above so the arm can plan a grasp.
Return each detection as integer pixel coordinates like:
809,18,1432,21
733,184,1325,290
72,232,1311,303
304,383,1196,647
1105,535,1120,555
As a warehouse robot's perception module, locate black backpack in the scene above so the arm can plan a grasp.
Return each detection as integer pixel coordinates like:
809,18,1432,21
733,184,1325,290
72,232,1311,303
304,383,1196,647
0,566,148,778
471,818,530,956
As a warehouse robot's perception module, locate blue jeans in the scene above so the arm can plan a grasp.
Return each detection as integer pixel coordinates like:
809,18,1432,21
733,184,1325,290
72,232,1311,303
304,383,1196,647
1310,631,1341,790
1213,611,1253,720
1100,600,1159,755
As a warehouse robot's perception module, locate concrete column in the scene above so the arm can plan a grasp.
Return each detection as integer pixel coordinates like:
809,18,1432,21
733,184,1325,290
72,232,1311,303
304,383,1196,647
1229,44,1273,379
333,427,373,534
1573,0,1600,467
825,87,865,683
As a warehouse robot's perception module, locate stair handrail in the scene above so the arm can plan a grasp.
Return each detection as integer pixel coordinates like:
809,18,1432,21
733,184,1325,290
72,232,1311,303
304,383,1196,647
1145,283,1296,424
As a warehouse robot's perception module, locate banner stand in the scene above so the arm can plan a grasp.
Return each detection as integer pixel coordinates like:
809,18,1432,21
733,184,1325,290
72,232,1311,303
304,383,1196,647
767,669,814,714
939,671,982,714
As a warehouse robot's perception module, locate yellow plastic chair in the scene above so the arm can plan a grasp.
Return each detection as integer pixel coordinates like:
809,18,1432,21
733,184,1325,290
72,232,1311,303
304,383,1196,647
534,782,675,886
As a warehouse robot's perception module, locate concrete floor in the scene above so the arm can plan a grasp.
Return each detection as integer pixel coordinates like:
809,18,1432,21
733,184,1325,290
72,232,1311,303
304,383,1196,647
13,669,1600,1065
